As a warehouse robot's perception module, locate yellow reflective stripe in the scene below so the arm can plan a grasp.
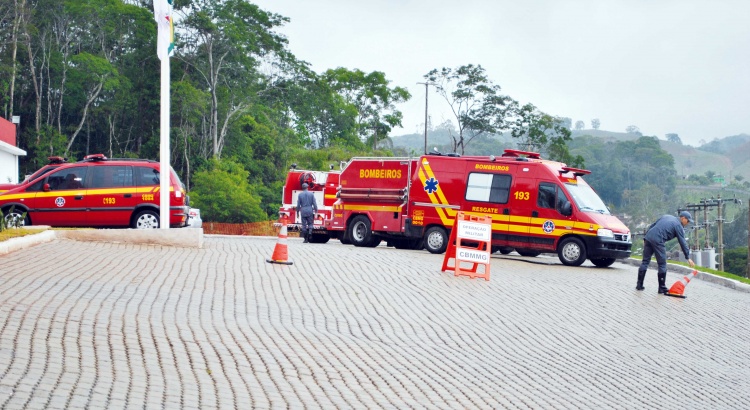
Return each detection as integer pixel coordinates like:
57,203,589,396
421,160,457,217
418,164,453,226
342,204,403,212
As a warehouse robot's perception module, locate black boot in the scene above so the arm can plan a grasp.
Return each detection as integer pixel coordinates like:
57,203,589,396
303,231,309,243
657,271,668,294
636,270,646,291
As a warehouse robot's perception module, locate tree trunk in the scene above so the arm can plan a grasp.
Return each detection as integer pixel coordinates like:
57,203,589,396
65,80,104,155
8,0,25,119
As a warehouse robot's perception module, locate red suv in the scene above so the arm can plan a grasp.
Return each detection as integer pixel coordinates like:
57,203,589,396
0,154,189,228
0,156,68,193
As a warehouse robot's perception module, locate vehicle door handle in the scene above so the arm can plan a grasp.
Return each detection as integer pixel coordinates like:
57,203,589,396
532,210,538,217
503,209,509,215
75,195,83,200
124,193,132,198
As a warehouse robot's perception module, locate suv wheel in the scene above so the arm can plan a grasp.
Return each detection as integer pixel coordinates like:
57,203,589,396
3,208,30,227
133,210,159,229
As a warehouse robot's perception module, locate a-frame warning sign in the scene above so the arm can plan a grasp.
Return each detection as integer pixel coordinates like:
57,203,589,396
441,212,492,281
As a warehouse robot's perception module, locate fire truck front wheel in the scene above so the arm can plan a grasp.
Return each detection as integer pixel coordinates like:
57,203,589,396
558,236,587,266
424,226,448,254
348,215,373,247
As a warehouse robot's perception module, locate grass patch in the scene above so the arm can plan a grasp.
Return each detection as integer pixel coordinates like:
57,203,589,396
0,227,48,242
670,260,750,285
632,255,750,285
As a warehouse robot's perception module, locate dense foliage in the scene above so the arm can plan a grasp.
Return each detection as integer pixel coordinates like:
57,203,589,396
1,0,579,223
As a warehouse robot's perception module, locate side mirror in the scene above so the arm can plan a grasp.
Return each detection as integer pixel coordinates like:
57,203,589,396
43,183,50,192
561,202,572,217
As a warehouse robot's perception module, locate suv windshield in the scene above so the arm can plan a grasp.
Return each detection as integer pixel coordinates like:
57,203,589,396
565,182,610,215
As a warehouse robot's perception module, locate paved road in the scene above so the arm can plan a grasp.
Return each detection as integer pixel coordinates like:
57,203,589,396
0,235,748,409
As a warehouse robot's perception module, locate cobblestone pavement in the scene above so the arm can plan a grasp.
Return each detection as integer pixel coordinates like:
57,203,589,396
0,235,749,409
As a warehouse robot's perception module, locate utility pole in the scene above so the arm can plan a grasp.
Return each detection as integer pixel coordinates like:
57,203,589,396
717,199,724,271
417,82,435,155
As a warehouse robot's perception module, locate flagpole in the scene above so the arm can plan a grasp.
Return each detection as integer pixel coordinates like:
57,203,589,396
154,0,173,229
159,54,170,229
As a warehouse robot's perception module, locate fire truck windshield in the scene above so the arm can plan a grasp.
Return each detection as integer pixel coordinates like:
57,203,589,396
565,182,610,215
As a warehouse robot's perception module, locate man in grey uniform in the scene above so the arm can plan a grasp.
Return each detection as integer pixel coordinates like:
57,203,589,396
637,211,696,293
296,183,318,243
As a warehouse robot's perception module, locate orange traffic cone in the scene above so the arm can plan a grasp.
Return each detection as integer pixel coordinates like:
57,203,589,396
266,215,293,265
665,270,698,298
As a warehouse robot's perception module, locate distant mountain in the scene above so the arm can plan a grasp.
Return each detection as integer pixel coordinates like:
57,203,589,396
566,130,749,181
698,133,750,154
390,128,515,155
391,128,750,182
570,129,641,142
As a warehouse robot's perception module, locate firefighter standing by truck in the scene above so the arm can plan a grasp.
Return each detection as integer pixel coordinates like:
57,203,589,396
296,183,317,243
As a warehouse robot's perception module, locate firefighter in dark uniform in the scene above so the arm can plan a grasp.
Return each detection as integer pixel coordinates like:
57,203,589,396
296,183,318,243
637,211,696,293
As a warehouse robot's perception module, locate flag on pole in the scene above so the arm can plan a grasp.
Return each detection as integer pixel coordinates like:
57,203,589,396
153,0,174,60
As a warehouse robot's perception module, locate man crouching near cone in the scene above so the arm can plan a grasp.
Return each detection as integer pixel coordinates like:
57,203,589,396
637,211,696,294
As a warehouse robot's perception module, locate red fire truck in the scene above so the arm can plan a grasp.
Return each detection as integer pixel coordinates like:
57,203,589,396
278,165,341,243
326,149,632,267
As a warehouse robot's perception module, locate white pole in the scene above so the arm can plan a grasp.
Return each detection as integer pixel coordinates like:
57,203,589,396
159,55,170,229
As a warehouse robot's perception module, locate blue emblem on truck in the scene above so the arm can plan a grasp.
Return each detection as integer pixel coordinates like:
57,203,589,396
424,177,439,194
543,220,555,233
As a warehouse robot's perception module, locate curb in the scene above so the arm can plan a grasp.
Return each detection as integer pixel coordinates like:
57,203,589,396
0,227,203,256
620,257,750,294
0,230,57,255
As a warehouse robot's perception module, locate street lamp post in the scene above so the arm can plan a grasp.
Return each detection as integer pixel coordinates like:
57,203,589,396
417,82,435,155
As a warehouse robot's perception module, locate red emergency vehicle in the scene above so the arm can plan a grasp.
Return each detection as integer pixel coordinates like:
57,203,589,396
0,154,189,228
0,156,68,193
277,165,341,243
327,149,632,267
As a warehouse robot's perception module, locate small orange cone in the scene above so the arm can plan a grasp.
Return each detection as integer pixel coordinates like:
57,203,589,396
266,215,293,265
665,270,698,298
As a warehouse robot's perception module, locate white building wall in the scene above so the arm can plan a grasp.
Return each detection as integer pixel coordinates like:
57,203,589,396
0,141,26,184
0,151,18,183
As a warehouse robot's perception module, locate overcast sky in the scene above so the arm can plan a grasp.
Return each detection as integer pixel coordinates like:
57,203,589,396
251,0,750,146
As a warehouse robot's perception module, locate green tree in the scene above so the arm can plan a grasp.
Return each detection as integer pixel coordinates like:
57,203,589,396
323,67,410,150
591,118,600,129
723,247,748,277
625,125,641,135
510,103,583,167
425,64,514,154
666,133,682,144
177,0,293,158
189,158,266,223
574,120,584,130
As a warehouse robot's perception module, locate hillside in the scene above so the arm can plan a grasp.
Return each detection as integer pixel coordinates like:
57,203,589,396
569,130,750,182
391,128,750,182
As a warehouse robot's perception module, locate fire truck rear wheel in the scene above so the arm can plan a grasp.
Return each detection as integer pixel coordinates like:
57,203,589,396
558,236,587,266
348,215,373,247
424,226,448,254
